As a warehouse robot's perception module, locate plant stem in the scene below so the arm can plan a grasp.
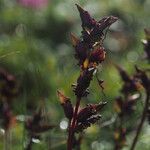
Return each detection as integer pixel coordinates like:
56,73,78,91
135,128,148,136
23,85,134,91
130,91,150,150
67,97,81,150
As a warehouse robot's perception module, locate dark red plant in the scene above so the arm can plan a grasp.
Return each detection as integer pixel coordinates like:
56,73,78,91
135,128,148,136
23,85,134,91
0,68,19,150
25,106,54,150
113,66,141,150
58,4,118,150
113,29,150,150
0,68,19,131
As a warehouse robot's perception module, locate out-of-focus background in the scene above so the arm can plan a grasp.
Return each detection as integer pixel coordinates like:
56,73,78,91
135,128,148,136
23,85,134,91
0,0,150,150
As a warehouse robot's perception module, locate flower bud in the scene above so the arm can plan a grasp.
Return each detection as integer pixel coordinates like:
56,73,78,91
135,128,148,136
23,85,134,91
75,41,88,65
76,105,96,123
74,68,95,97
76,4,96,30
90,47,106,63
57,90,73,120
70,33,80,47
75,115,101,133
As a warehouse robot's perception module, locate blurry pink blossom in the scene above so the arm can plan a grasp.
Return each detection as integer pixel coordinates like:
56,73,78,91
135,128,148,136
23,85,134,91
18,0,48,9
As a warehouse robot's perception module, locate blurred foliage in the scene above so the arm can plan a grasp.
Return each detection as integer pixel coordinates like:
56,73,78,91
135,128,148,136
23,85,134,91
0,0,150,150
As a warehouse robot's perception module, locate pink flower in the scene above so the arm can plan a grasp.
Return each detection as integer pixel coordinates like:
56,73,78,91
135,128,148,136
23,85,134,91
18,0,48,9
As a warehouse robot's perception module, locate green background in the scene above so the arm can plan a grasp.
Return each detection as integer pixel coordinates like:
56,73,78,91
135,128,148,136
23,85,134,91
0,0,150,149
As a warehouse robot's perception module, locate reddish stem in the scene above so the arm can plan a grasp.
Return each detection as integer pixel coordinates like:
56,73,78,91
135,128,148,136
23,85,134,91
67,97,81,150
